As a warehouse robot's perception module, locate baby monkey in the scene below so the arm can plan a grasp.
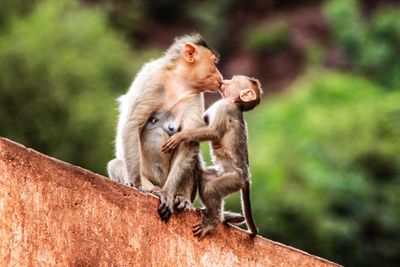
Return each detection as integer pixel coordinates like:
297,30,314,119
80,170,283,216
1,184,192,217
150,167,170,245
162,75,263,238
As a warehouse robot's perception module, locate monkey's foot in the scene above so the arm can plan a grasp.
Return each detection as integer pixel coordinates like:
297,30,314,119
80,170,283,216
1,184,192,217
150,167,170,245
192,223,205,239
174,195,192,211
192,223,214,240
157,191,174,223
223,211,245,225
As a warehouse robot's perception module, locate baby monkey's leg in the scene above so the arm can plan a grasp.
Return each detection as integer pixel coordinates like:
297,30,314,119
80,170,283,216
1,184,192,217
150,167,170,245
223,211,245,224
194,171,243,238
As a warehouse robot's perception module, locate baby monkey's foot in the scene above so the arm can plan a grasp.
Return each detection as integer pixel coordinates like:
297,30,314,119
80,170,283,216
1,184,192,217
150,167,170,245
192,223,207,239
192,223,204,238
223,211,245,225
192,210,220,239
174,195,191,211
192,223,215,239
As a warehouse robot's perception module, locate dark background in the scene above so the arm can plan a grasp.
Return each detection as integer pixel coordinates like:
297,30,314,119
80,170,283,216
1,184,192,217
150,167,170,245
0,0,399,266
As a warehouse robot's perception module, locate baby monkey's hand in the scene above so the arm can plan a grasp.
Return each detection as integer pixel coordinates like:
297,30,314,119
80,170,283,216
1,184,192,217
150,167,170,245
162,133,184,153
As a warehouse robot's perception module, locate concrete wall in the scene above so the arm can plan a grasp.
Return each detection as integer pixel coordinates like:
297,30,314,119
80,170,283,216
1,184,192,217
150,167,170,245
0,137,340,266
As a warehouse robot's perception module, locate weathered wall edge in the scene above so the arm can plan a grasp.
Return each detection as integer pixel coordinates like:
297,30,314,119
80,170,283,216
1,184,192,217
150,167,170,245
0,137,341,266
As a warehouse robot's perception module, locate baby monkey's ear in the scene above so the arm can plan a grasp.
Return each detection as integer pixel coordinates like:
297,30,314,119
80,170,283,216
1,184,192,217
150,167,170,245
239,88,257,102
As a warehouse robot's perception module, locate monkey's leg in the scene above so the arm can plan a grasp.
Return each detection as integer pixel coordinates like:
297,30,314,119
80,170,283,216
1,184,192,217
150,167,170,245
140,175,161,193
209,173,258,235
121,131,141,187
204,171,243,199
174,171,196,211
175,154,204,211
107,158,128,185
121,93,163,188
158,143,198,222
194,171,243,238
199,167,244,224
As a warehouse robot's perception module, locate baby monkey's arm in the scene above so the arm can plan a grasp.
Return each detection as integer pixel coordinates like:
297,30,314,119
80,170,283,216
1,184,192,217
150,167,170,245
162,126,222,153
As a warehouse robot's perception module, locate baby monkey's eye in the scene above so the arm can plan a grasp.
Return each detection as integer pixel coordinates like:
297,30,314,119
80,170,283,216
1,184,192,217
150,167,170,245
149,117,159,124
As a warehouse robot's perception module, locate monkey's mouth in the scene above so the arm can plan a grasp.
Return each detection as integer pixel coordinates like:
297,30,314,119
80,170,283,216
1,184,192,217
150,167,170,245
218,84,226,95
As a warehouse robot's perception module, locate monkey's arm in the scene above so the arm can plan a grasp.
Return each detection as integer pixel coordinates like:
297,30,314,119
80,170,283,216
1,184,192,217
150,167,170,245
162,126,221,153
121,93,162,187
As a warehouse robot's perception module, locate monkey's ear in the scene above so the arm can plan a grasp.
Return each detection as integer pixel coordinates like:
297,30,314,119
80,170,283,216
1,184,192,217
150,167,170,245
184,43,197,63
239,89,257,102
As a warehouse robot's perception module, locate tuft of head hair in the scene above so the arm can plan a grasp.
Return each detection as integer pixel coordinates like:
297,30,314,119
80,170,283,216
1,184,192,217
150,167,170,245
165,33,218,63
236,76,263,112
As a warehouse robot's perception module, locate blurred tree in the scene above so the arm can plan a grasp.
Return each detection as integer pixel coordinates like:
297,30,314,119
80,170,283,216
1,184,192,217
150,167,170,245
0,0,159,175
224,70,400,267
245,18,290,53
325,0,400,90
187,0,235,50
82,0,239,51
0,0,38,31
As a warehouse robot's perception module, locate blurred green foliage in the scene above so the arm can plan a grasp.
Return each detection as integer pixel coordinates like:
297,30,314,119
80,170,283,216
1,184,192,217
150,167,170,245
187,0,230,50
245,19,290,53
0,0,158,174
224,70,400,267
325,0,400,90
0,0,38,31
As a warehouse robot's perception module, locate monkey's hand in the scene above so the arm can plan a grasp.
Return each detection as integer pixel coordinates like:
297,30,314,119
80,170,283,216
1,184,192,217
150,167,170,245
161,133,185,153
174,195,192,211
157,191,174,223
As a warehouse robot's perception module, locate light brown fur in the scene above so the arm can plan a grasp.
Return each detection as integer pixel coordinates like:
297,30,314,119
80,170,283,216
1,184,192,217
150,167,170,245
163,75,263,236
108,33,223,222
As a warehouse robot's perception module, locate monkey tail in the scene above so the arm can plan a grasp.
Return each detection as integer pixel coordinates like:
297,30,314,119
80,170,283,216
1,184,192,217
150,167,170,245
241,181,258,236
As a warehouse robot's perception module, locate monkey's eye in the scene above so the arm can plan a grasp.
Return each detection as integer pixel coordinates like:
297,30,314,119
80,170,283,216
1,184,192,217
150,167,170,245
149,117,158,124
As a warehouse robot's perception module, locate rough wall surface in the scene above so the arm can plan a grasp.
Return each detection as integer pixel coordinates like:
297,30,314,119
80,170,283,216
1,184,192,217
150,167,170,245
0,137,341,267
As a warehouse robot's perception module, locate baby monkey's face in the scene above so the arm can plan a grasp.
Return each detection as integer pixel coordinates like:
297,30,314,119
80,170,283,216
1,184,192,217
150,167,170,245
219,75,252,100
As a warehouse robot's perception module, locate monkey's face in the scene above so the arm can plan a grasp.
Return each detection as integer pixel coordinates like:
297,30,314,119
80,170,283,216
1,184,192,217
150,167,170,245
221,75,261,111
182,45,223,92
220,76,252,100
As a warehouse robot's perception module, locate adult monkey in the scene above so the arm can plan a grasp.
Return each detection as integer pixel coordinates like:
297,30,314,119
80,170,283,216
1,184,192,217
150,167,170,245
108,33,223,222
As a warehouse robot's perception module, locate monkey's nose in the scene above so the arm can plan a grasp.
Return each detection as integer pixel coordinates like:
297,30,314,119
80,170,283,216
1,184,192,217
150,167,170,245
168,124,175,132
